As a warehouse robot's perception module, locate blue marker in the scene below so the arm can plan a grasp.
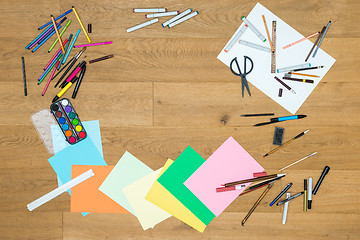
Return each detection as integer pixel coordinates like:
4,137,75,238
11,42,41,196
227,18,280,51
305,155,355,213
59,34,73,69
62,29,80,64
31,25,62,53
38,9,72,30
25,24,53,49
269,183,292,206
254,115,307,127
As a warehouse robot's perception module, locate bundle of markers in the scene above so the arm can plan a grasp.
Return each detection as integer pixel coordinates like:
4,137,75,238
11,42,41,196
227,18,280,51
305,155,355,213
127,8,199,32
22,6,114,98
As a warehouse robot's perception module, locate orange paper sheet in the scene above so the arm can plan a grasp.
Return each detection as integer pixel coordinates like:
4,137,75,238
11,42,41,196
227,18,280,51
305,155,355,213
71,165,130,213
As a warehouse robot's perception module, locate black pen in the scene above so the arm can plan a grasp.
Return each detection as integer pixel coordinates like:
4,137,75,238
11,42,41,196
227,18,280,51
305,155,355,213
72,64,86,99
276,192,304,206
241,113,275,117
291,66,324,72
313,166,330,195
21,57,27,96
269,183,292,206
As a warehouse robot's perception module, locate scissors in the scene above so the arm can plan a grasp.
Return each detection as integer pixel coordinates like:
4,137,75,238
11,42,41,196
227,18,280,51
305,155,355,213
230,56,254,97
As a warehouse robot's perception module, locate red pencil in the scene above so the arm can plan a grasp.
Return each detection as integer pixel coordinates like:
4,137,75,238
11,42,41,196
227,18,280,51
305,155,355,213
44,39,68,70
42,61,60,96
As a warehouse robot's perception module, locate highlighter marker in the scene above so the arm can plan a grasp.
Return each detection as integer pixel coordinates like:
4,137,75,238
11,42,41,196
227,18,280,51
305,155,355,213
52,77,78,102
304,179,307,212
308,177,313,209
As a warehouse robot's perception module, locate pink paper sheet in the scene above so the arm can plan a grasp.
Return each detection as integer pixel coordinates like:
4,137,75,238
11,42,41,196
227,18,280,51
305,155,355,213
184,136,264,216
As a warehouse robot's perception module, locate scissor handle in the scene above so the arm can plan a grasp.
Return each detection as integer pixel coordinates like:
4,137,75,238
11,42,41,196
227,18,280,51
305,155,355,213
230,57,242,76
244,56,254,75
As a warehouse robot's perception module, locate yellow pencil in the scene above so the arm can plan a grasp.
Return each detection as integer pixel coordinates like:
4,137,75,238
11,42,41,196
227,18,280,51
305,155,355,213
262,15,274,52
51,15,65,53
72,6,91,43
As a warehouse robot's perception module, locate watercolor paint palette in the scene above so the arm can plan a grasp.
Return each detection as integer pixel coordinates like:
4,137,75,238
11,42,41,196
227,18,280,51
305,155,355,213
50,98,87,144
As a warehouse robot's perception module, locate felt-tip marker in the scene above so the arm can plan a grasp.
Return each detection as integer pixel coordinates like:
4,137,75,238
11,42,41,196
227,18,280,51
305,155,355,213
52,77,78,102
304,179,307,212
313,166,330,195
308,177,313,209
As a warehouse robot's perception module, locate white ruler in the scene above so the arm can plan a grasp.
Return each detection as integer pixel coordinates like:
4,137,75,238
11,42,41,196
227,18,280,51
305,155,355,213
27,169,94,211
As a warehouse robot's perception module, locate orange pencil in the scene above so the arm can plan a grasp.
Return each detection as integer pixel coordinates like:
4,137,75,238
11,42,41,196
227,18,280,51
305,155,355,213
283,32,320,49
288,72,320,78
262,15,274,52
51,15,65,53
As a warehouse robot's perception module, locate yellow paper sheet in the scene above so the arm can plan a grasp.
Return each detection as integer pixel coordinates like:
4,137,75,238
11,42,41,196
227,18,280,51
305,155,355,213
145,159,207,232
123,168,171,230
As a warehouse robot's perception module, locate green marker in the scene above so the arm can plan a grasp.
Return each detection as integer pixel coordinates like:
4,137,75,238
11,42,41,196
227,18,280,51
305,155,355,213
48,20,71,53
241,16,266,42
38,54,62,85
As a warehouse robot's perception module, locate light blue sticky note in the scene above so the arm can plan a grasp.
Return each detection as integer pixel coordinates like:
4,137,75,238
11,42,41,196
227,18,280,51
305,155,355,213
48,137,107,193
99,151,153,215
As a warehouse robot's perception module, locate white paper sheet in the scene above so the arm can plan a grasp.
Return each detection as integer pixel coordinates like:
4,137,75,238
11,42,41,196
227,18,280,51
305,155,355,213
217,3,336,114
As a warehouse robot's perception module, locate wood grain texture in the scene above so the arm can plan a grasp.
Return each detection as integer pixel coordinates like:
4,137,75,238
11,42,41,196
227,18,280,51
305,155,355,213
1,0,360,239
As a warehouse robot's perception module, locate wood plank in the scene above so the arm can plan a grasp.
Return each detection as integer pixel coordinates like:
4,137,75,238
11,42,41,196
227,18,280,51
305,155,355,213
154,82,360,126
0,212,62,240
1,38,358,83
0,82,153,126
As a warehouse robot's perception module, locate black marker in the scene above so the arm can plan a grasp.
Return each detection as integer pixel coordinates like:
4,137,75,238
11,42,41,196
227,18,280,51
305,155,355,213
313,166,330,195
72,65,86,99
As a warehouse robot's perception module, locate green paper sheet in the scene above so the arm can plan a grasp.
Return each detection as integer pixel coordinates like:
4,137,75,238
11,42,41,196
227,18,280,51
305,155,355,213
157,146,215,225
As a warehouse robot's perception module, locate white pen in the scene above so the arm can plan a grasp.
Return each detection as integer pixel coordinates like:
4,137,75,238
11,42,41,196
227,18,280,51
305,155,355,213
146,11,179,18
282,193,291,224
277,63,311,73
241,16,266,42
239,40,271,52
224,24,247,53
308,177,313,209
162,9,192,27
168,11,199,28
133,8,166,13
127,18,159,33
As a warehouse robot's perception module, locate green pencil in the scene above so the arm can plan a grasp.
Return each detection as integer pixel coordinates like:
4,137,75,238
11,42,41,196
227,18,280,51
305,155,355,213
38,54,63,85
48,20,71,53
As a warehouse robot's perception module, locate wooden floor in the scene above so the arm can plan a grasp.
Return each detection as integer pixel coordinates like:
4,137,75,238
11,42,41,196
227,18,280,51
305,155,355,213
1,0,359,239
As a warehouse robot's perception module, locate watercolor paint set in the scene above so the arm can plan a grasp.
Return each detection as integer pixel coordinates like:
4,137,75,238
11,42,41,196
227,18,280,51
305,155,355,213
50,98,87,144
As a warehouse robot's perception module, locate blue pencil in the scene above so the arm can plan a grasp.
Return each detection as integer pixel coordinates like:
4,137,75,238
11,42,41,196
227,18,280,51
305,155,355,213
59,34,73,69
35,17,67,47
62,29,80,64
25,24,53,49
38,9,72,30
312,21,331,58
32,25,62,53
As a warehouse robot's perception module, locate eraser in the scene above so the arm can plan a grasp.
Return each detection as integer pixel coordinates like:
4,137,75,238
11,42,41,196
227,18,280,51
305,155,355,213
273,127,284,145
278,88,283,97
253,172,267,177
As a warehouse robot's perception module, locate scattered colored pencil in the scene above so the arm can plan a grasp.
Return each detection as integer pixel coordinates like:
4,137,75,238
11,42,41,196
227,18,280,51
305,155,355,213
51,15,65,53
38,9,72,30
74,41,112,48
72,6,91,43
42,61,60,96
48,20,71,53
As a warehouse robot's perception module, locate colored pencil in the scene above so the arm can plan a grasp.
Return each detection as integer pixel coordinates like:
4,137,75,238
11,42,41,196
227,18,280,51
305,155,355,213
38,9,72,30
313,21,331,57
21,57,27,96
49,20,71,53
89,54,114,64
263,129,310,158
74,41,112,48
223,173,286,187
305,26,326,62
262,15,274,52
287,72,319,78
278,152,317,171
72,6,91,43
241,183,273,226
283,32,319,49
